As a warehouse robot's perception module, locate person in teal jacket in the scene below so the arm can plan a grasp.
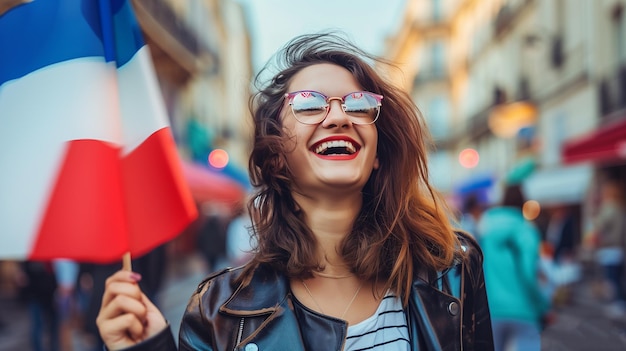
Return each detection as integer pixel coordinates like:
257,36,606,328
479,184,550,351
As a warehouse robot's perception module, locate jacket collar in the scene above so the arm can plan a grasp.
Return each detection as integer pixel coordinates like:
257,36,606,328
217,261,465,351
219,257,465,313
220,264,290,316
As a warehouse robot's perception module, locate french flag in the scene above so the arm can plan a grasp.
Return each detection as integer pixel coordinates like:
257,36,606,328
0,0,198,262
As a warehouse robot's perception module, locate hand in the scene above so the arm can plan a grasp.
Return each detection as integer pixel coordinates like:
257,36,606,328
96,270,167,350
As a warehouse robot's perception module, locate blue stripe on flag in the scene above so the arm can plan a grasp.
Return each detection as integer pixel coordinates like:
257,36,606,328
110,0,145,67
0,0,145,86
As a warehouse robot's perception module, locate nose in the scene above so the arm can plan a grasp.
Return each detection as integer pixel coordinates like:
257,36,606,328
321,98,351,128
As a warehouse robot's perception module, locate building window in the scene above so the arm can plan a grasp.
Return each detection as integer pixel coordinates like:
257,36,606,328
431,41,446,77
427,95,450,139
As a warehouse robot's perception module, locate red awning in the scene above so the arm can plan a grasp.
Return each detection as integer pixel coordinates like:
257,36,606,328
562,116,626,165
180,161,246,205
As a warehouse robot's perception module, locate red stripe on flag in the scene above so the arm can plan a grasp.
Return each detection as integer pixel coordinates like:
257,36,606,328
30,140,129,262
122,127,198,258
30,128,198,263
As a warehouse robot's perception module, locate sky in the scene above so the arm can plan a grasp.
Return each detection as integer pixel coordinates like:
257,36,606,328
236,0,407,73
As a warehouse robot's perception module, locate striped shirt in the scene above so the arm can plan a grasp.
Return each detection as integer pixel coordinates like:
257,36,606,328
344,293,410,351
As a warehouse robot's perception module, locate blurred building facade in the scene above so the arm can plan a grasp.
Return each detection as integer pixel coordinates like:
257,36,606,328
132,0,253,187
129,0,253,257
385,0,626,245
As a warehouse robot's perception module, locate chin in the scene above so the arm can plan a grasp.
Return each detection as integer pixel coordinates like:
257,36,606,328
320,176,368,190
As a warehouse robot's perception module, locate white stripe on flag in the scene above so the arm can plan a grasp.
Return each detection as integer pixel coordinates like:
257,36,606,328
0,58,121,258
118,46,169,155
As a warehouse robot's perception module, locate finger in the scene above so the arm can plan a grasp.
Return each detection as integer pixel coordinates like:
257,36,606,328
101,279,143,308
103,270,142,302
140,293,168,336
98,313,145,349
98,293,148,323
124,312,147,341
141,292,160,313
104,270,142,287
98,312,143,338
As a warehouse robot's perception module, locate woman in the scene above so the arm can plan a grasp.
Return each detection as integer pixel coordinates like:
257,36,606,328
97,32,494,351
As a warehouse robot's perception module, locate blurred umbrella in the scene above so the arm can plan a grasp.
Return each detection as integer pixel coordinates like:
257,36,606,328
0,0,198,262
181,162,246,205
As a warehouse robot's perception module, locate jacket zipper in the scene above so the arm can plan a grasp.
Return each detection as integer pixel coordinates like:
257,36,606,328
234,317,245,350
459,260,466,351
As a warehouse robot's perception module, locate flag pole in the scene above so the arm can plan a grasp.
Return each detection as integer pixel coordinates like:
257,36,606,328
122,252,132,271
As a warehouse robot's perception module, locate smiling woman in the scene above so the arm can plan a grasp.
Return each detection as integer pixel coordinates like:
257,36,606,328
97,32,495,351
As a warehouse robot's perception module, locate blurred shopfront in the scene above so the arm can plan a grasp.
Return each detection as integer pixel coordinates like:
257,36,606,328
560,59,626,247
562,116,626,167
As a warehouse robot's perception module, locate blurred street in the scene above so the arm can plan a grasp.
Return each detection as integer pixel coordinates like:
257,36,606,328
540,263,626,351
1,253,625,351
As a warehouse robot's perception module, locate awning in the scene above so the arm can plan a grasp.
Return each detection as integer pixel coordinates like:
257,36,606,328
180,161,246,205
562,116,626,165
522,165,593,205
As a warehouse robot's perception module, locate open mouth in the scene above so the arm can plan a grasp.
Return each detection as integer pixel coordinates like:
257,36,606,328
312,140,358,156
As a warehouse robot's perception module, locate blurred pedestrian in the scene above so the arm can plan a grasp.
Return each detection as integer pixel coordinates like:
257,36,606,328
196,202,230,271
225,204,256,266
16,260,60,351
592,179,626,316
458,192,485,241
96,32,494,350
545,205,578,264
542,206,581,307
52,259,79,351
479,183,550,351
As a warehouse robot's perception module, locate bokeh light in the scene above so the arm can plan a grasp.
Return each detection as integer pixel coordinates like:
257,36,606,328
208,149,229,169
459,148,480,168
522,200,541,221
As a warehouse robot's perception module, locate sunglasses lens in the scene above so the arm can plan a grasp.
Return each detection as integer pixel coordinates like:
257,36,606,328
291,91,328,124
343,92,380,123
288,91,381,124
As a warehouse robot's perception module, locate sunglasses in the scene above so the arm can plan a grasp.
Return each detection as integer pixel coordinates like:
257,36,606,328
284,90,383,125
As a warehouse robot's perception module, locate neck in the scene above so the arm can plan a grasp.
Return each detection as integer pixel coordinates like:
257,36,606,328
294,193,360,237
292,191,361,226
291,190,362,275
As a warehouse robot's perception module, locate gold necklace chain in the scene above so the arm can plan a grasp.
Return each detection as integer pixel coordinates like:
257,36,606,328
301,279,363,319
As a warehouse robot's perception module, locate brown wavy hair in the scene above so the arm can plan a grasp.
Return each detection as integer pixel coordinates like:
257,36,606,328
241,32,459,303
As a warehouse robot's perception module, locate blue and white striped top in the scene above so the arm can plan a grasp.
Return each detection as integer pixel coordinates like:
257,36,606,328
344,293,410,351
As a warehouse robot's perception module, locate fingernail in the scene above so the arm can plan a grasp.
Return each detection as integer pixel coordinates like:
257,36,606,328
130,272,142,281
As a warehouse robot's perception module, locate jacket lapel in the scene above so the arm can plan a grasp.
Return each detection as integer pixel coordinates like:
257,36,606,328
409,261,464,351
219,266,308,351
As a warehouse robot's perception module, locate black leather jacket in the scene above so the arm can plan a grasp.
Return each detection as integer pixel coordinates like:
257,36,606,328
125,233,493,351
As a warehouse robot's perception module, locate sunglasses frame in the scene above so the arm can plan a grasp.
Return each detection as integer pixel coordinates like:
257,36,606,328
284,90,383,125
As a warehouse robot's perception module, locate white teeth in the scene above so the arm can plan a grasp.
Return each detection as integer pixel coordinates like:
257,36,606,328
314,140,357,154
